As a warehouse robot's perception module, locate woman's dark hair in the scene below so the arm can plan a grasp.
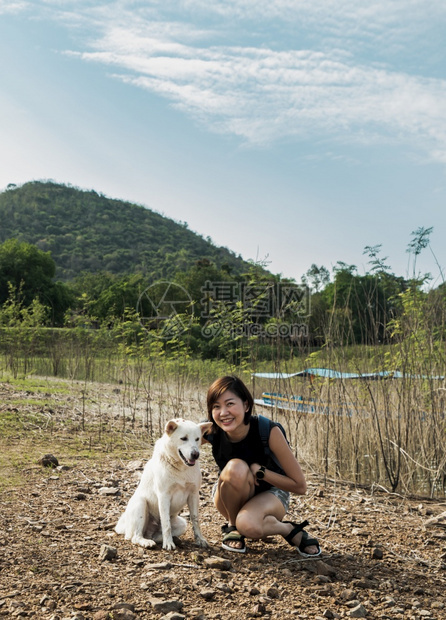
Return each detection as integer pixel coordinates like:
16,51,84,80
207,375,254,425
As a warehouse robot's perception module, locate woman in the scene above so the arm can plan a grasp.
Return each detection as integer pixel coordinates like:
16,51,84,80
203,375,321,555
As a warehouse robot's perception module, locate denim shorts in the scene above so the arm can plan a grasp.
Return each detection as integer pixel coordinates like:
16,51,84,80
212,481,290,513
265,486,290,512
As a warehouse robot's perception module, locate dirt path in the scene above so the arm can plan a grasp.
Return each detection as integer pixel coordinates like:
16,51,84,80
1,451,446,620
1,378,446,619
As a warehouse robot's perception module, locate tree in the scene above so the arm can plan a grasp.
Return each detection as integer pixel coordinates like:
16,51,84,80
0,239,73,325
407,226,433,279
321,267,407,345
301,264,330,293
0,239,55,305
70,271,145,322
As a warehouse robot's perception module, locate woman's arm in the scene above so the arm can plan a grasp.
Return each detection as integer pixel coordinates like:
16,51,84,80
250,426,307,494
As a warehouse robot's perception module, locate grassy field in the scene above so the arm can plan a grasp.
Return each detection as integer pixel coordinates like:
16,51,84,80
1,350,445,498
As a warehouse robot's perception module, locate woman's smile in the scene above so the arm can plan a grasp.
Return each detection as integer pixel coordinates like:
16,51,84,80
212,390,249,438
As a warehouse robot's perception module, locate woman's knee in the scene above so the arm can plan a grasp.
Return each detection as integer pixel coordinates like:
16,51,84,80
236,511,264,539
220,459,252,487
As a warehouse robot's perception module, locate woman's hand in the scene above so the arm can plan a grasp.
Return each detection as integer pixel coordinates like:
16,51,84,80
250,463,262,485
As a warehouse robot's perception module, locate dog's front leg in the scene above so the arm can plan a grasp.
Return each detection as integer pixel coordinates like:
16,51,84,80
187,491,208,548
158,494,175,550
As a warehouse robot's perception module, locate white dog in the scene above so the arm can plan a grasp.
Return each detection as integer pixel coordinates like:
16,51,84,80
115,418,210,550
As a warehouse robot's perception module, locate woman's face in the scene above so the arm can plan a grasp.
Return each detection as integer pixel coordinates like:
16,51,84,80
211,389,249,433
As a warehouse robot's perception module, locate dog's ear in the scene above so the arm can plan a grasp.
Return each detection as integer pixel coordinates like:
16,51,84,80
198,421,213,442
165,420,179,435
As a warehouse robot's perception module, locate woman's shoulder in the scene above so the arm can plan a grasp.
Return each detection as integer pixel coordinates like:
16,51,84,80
253,414,289,447
203,423,222,444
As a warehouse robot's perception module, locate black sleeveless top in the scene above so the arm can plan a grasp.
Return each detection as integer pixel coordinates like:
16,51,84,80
205,416,285,493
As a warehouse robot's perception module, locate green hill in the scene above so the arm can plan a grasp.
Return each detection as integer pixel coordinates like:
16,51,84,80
0,181,254,281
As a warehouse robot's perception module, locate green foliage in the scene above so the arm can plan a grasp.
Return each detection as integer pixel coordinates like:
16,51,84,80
0,181,254,281
386,281,445,372
1,181,443,365
69,271,146,322
0,239,73,325
0,239,55,303
320,268,407,345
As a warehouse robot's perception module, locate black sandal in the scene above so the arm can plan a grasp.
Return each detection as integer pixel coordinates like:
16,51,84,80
221,524,246,554
283,520,321,558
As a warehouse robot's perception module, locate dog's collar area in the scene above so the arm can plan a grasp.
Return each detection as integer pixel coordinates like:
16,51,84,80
178,449,198,467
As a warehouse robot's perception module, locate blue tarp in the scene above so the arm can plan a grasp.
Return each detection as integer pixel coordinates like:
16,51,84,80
252,368,444,380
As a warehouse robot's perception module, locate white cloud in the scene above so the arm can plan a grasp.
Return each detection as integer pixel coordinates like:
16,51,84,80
0,0,29,14
68,21,446,161
16,1,446,162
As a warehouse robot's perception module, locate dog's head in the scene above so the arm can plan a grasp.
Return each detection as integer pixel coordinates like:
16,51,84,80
165,418,209,467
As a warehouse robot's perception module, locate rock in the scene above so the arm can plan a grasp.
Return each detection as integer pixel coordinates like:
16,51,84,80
340,589,357,602
56,465,70,471
315,575,331,584
348,603,367,617
110,610,137,620
199,588,216,601
281,568,293,577
203,556,232,570
146,562,173,570
189,608,205,620
252,603,267,615
112,603,135,612
76,486,92,494
316,586,333,597
216,582,233,594
98,487,120,496
413,588,425,595
264,586,280,599
371,547,383,559
431,601,445,609
74,602,92,611
39,454,59,468
352,528,369,537
150,600,184,614
315,560,337,577
112,609,138,620
352,578,376,589
160,613,185,620
106,607,138,620
98,544,117,562
126,460,145,471
93,612,109,620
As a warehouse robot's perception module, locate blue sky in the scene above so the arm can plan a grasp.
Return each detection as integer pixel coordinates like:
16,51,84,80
1,0,445,285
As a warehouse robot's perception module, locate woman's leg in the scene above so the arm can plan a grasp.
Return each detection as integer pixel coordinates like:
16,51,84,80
236,492,320,555
213,459,255,550
214,461,319,555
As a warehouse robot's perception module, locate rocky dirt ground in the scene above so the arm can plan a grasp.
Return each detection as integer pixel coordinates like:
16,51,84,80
1,378,446,620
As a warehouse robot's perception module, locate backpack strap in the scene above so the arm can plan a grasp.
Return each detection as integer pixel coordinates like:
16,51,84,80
257,414,286,471
257,414,271,448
